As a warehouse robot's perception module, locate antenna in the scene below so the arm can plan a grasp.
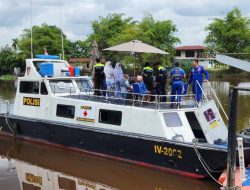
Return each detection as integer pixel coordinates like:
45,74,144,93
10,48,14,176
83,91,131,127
30,0,33,58
58,0,64,60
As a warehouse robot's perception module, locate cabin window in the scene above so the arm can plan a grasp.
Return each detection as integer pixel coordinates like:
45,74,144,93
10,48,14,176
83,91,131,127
99,109,122,125
163,112,182,127
20,81,39,94
56,104,75,119
58,177,76,190
40,82,48,95
22,182,41,190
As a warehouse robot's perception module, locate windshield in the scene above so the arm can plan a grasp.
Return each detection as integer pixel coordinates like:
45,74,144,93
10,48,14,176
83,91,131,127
49,80,76,94
75,78,93,92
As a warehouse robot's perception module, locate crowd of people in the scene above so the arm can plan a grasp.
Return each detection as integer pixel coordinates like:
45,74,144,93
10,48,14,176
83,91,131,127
92,56,209,107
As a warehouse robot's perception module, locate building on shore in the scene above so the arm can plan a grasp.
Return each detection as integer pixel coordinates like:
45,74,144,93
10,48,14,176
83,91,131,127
174,45,215,69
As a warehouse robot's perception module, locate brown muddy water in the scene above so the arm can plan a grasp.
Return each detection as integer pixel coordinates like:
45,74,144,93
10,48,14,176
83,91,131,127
0,79,249,190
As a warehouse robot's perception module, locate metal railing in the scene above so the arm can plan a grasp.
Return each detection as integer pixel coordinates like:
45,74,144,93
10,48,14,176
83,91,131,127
60,86,198,110
0,99,15,114
198,80,229,120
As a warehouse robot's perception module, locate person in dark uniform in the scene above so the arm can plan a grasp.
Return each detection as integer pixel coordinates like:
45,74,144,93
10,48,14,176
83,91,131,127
142,62,153,93
155,62,167,102
93,57,106,96
188,59,209,103
169,62,185,108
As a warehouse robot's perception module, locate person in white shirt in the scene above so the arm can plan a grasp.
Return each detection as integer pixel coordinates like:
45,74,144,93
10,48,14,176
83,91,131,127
104,61,115,91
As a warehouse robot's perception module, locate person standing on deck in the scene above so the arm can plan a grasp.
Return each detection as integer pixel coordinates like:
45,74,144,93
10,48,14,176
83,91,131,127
155,62,167,102
188,59,209,103
93,57,106,96
104,61,115,91
142,62,153,94
169,62,185,108
120,74,133,98
114,62,124,97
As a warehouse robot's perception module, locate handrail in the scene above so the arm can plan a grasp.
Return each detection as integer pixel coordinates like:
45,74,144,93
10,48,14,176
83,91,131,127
47,79,198,110
74,87,197,110
196,80,208,102
205,81,229,120
3,100,10,115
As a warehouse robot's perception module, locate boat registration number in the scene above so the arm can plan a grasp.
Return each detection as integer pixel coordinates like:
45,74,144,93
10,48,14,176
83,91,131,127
153,145,182,159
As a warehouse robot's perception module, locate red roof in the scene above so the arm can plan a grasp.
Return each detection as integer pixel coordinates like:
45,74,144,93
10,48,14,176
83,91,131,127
176,45,206,51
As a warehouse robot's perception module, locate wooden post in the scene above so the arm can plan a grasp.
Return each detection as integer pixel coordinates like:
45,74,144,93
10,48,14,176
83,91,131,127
226,87,238,188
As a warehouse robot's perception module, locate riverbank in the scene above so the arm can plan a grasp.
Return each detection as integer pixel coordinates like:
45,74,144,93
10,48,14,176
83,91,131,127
0,75,15,81
208,69,250,80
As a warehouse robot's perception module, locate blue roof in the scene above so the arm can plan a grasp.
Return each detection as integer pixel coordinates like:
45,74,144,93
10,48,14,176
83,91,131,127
35,55,60,60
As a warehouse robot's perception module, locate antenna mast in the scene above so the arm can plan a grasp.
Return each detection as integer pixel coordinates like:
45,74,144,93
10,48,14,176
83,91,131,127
58,0,64,60
30,0,33,58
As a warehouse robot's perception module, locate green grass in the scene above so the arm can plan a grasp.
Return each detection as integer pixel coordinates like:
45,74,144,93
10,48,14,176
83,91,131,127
0,74,15,81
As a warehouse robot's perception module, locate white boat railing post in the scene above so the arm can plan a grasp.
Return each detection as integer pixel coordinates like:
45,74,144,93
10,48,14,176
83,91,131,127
237,137,246,184
4,100,10,115
156,95,159,109
196,80,208,102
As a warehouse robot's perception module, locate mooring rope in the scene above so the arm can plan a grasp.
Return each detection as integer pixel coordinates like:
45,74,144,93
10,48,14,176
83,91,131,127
2,100,16,135
192,138,224,186
5,117,14,133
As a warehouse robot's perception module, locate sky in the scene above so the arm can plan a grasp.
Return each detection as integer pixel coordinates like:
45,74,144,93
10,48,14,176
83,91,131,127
0,0,249,48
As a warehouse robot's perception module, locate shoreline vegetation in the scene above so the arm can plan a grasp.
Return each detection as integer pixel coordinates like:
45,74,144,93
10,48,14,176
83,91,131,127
208,69,250,80
0,75,16,81
0,69,249,81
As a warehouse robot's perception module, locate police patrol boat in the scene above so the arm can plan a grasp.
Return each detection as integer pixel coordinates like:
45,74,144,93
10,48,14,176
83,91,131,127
1,55,250,179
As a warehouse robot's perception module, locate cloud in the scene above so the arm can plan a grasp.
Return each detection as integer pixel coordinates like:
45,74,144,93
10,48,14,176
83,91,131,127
0,0,249,47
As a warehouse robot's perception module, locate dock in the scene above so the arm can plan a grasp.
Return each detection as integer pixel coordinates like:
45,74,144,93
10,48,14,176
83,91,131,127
219,167,250,189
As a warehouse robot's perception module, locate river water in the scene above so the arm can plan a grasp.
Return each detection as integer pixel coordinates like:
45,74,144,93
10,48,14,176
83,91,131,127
0,79,249,190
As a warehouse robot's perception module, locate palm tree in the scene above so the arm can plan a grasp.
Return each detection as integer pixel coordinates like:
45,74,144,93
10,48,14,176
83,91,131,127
12,38,19,52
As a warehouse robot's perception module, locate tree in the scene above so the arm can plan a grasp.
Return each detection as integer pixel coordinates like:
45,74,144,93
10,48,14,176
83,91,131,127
205,8,250,54
68,40,91,58
0,45,18,74
87,13,180,68
138,13,180,57
89,13,134,50
12,38,19,52
18,23,71,59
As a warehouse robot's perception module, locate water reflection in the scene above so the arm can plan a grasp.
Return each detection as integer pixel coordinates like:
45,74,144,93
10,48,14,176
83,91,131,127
0,136,218,190
209,81,250,130
0,80,16,101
